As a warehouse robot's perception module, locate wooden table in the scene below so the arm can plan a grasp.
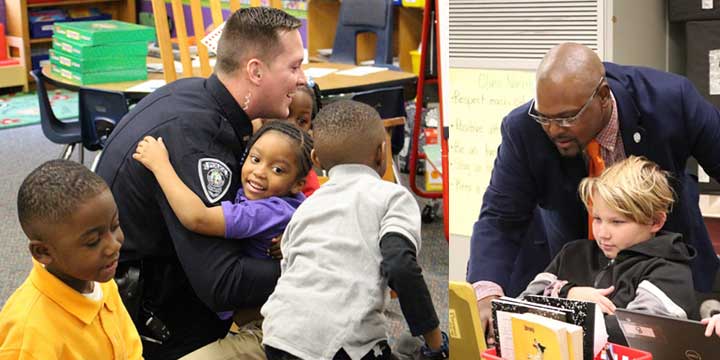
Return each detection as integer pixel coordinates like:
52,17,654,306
41,60,417,98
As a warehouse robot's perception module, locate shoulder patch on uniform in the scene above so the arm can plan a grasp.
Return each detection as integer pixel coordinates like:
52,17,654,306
198,158,232,203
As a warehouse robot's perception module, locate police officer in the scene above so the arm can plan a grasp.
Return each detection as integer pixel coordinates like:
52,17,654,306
96,7,307,359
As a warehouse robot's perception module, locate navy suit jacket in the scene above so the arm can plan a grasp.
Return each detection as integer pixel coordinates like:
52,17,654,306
467,62,720,295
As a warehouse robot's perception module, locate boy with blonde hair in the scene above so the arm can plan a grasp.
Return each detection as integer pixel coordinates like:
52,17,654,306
521,156,697,341
261,100,448,359
0,160,142,359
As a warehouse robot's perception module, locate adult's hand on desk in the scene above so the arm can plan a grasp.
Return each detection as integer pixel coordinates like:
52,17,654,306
568,286,616,314
477,295,500,346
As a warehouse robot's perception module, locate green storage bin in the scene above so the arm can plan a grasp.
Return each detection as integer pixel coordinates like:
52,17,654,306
54,20,155,46
50,63,147,85
52,37,148,58
49,48,146,72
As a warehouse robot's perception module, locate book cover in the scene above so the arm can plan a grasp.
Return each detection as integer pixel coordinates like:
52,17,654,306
523,295,608,360
511,313,569,360
492,297,572,359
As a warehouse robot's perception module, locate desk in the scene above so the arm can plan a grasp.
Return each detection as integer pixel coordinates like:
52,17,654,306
41,61,417,99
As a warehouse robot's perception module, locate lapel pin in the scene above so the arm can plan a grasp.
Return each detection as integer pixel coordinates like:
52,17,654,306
633,132,641,143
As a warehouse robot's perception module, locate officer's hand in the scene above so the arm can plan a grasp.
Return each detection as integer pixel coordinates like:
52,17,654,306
477,295,500,346
267,235,282,260
568,286,616,314
132,136,171,173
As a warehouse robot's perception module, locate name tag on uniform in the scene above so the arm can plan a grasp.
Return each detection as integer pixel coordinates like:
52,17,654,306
198,158,232,203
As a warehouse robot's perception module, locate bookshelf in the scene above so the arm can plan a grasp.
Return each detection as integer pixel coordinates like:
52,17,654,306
4,0,136,85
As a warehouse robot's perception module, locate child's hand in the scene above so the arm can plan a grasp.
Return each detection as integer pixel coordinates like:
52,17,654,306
267,235,282,260
132,136,170,173
567,286,616,314
702,314,720,337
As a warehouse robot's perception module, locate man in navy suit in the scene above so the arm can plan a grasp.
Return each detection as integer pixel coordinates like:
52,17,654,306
468,42,720,343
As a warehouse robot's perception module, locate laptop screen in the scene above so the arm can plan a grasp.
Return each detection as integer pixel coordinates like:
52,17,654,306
615,309,720,360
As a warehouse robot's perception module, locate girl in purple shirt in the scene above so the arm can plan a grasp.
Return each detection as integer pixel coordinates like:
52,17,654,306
132,121,313,260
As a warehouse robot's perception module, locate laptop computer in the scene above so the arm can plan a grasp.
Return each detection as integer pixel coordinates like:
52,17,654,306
615,308,720,360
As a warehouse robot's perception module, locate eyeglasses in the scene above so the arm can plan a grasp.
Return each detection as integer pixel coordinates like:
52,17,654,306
528,76,605,127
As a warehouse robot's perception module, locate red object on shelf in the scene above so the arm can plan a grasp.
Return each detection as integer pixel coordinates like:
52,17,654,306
0,59,20,66
0,24,7,61
481,344,652,360
424,127,438,144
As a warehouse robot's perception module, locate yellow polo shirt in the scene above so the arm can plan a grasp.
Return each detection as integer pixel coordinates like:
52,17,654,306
0,260,142,359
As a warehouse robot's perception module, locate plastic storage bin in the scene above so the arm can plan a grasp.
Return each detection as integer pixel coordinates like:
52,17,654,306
481,344,652,360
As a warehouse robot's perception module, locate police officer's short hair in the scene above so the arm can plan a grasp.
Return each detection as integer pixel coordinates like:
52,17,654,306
216,7,302,76
17,160,108,240
243,121,314,180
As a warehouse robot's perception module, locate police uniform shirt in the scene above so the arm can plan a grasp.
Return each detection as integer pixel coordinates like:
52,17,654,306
96,74,280,358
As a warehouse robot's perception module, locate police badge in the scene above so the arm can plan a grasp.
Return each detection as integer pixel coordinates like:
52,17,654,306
198,158,232,203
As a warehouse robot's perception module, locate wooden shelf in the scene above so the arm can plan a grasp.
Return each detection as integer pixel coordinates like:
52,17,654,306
5,0,136,86
29,37,52,44
28,0,120,8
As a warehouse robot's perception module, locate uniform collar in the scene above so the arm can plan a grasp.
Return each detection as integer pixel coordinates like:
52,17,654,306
206,74,254,145
28,259,115,325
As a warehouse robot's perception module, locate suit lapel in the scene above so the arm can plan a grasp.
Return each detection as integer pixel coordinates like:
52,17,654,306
608,77,649,157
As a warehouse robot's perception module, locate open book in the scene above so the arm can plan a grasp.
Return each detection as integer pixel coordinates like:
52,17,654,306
523,295,609,360
491,297,572,359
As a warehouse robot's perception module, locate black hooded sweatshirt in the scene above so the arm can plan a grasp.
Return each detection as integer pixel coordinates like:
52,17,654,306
520,231,698,343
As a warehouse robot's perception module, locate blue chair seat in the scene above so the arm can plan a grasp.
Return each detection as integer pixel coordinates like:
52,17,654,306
29,69,83,161
330,0,395,67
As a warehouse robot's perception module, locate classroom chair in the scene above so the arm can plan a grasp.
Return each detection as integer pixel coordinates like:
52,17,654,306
330,0,395,67
150,0,237,83
449,281,487,359
30,69,83,162
78,88,129,171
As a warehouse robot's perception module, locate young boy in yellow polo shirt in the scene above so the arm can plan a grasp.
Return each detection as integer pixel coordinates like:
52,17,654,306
0,160,142,359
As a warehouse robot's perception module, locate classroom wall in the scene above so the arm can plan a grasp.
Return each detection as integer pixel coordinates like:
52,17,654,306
447,68,535,281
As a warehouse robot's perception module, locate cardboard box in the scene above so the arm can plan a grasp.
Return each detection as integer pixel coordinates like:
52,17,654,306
54,20,155,46
49,63,147,85
49,48,145,72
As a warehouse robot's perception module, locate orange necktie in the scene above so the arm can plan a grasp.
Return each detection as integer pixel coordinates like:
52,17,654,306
586,139,605,240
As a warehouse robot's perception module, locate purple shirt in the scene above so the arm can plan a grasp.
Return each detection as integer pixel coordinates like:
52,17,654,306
220,189,305,259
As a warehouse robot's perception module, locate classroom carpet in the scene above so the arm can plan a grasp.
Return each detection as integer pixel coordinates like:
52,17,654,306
0,90,78,130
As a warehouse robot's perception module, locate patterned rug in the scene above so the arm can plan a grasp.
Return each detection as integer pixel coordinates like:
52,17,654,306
0,90,78,130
